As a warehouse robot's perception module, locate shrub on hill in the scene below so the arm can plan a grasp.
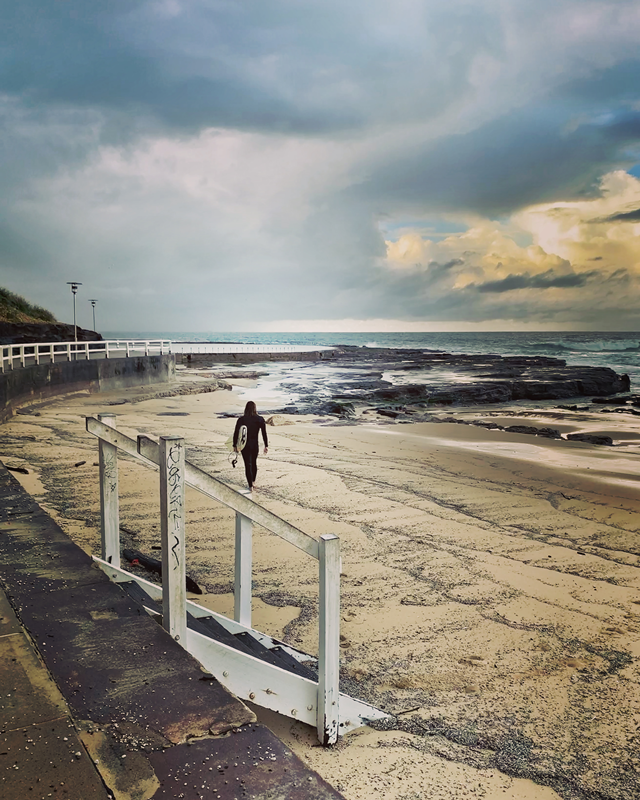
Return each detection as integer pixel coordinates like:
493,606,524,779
0,287,57,323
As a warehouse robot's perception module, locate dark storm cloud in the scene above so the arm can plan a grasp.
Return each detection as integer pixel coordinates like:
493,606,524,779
344,258,471,321
0,0,500,137
428,259,465,277
349,261,634,326
0,1,322,135
556,59,640,106
1,0,640,329
605,207,640,222
4,2,640,193
359,107,640,216
475,270,597,293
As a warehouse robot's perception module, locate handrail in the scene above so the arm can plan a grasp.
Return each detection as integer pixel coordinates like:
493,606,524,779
0,339,172,372
85,413,341,744
172,343,333,354
86,416,319,558
0,339,335,373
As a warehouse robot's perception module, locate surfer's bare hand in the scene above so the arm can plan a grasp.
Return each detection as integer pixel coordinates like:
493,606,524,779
234,447,238,453
264,447,268,454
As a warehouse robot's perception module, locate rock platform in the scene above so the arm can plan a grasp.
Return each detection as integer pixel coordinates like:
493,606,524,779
198,346,631,417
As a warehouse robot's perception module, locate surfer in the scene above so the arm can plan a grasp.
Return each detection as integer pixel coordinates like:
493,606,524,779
233,400,269,490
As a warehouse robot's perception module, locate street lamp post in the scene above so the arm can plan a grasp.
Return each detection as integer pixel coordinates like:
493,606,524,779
88,299,97,332
66,282,82,343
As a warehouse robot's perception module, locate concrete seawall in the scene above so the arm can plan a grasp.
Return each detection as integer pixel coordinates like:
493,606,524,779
0,354,175,423
181,349,333,366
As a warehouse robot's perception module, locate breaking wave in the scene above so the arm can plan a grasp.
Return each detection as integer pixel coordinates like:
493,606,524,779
541,339,640,354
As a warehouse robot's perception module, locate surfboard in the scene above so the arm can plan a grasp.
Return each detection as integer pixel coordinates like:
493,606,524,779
237,424,248,450
226,424,248,451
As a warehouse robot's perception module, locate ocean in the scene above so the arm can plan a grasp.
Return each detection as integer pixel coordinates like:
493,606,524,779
105,331,640,389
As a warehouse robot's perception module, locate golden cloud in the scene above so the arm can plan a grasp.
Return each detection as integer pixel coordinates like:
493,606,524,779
385,170,640,288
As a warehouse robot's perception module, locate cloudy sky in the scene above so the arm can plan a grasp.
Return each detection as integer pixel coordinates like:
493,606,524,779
2,0,640,332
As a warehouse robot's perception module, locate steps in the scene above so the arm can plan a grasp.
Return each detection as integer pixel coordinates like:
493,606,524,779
120,580,318,681
86,416,353,744
108,570,390,738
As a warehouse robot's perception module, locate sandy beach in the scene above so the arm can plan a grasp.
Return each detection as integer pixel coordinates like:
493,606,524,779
2,367,640,800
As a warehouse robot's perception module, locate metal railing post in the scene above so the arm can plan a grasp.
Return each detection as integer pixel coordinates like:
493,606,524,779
234,488,253,627
98,414,120,567
84,342,89,360
20,346,25,367
159,435,187,644
317,533,340,745
126,341,131,357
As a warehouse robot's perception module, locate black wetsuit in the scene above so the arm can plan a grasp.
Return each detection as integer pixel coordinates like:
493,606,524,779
233,414,268,489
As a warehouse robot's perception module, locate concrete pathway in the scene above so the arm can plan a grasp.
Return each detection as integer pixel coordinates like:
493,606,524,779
0,464,344,799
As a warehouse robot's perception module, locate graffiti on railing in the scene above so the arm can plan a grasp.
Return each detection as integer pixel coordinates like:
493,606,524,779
166,442,183,570
103,450,117,493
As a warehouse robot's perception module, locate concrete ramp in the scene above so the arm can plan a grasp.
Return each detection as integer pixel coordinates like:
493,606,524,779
0,464,345,799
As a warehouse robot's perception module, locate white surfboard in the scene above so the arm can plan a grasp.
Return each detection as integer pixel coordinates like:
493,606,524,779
226,424,248,451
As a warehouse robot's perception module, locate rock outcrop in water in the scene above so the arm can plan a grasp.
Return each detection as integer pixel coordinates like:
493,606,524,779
275,347,631,414
364,365,630,405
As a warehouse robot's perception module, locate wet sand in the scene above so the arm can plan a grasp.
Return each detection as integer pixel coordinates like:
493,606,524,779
2,372,640,800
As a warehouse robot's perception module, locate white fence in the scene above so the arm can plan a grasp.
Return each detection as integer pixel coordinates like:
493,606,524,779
84,415,384,745
171,342,333,354
0,340,334,372
0,340,172,372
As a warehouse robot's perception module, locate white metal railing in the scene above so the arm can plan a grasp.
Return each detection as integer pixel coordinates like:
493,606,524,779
0,339,172,372
173,343,333,354
85,414,344,745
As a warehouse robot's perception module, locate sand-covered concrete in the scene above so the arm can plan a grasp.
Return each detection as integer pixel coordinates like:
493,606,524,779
2,371,640,800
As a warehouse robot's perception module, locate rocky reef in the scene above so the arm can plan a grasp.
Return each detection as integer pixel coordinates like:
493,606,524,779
270,347,631,415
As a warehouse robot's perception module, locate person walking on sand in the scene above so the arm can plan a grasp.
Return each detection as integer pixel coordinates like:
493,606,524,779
233,401,268,491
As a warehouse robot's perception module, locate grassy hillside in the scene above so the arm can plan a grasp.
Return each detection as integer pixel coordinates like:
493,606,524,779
0,287,57,323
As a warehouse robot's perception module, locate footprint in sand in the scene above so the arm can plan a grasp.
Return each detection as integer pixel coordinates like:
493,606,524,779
562,657,587,669
458,655,487,667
